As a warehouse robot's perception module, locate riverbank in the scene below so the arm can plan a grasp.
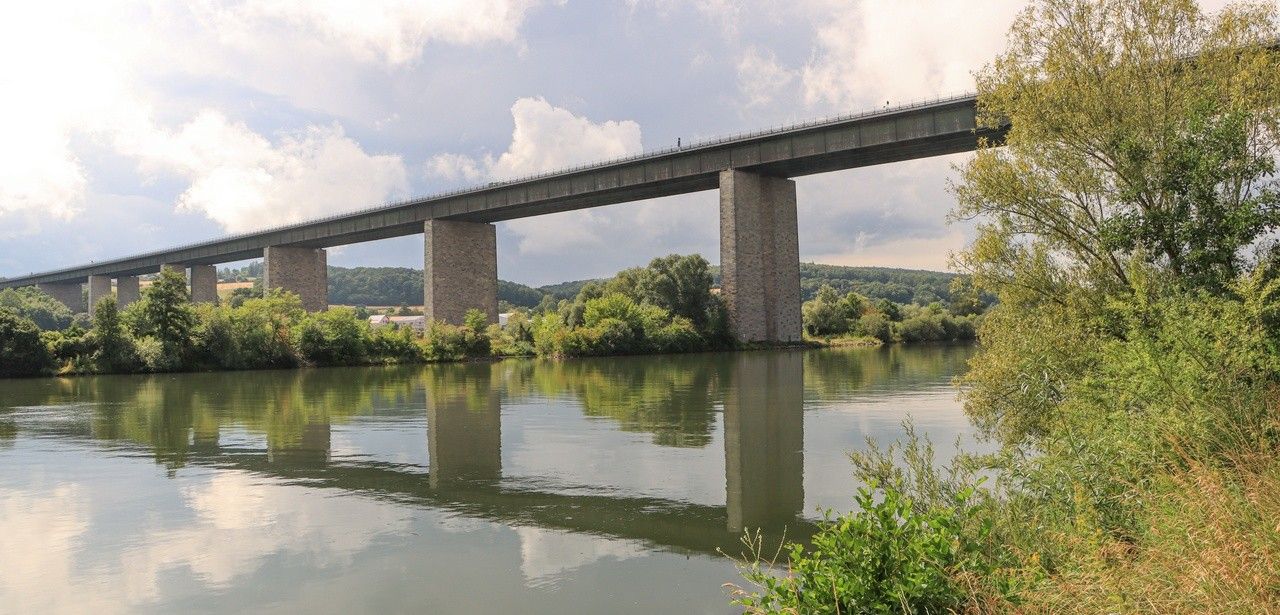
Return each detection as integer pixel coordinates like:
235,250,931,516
2,253,983,379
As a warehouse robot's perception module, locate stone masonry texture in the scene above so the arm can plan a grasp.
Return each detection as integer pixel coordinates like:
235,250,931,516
719,169,802,343
189,265,218,304
263,247,329,312
116,276,141,307
38,281,84,313
424,220,498,326
87,276,113,310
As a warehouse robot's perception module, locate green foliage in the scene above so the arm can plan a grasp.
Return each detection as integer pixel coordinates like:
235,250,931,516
297,308,369,366
0,287,73,330
227,286,261,308
89,299,140,373
734,482,1003,614
132,268,198,370
0,308,53,377
327,266,422,306
527,254,729,357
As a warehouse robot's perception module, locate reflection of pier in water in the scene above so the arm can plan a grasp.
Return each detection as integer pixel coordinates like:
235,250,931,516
9,351,829,556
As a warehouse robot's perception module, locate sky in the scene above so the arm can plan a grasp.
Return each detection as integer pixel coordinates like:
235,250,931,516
0,0,1230,285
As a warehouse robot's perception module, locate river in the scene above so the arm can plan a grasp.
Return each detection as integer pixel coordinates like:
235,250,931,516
0,344,977,614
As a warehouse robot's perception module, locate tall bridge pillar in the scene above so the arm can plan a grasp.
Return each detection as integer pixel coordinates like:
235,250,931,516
424,219,498,325
117,276,140,307
724,350,805,533
263,246,328,311
37,281,84,312
87,276,113,311
189,265,219,304
719,169,802,343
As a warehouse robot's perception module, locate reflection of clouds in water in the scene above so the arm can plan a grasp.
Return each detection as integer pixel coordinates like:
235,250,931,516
0,484,95,614
0,472,412,613
122,472,411,598
516,526,646,588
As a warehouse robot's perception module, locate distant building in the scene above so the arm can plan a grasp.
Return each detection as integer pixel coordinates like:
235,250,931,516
498,312,512,327
368,314,426,332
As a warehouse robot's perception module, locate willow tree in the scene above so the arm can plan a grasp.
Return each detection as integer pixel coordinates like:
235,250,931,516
953,0,1280,445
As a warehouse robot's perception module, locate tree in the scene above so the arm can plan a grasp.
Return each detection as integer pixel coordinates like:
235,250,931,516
0,287,73,330
954,0,1280,450
134,268,198,370
90,298,140,373
947,276,984,316
954,0,1280,300
0,308,53,377
635,254,715,328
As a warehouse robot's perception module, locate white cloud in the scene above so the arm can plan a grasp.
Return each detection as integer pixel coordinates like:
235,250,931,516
193,0,554,66
425,153,487,183
0,0,548,240
427,96,642,183
801,0,1025,109
737,47,797,108
0,3,141,232
122,112,408,233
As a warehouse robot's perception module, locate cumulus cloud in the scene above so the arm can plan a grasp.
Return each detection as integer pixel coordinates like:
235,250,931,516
0,0,549,242
737,47,797,108
194,0,555,65
800,0,1024,109
120,112,408,233
426,96,642,183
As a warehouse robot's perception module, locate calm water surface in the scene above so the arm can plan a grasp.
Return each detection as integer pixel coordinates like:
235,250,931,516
0,345,977,614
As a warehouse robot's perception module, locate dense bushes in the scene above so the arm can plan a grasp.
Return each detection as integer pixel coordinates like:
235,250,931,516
802,283,980,344
0,309,53,377
0,268,497,376
521,254,728,358
733,481,1007,614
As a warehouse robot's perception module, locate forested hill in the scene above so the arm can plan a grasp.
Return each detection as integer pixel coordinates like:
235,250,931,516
321,263,958,308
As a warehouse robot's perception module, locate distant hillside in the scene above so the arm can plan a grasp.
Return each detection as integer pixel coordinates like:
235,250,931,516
506,263,958,306
321,266,548,307
228,263,960,308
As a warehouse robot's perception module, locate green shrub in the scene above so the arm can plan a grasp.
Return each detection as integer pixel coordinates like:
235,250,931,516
896,315,946,342
89,298,141,373
733,482,1002,614
0,309,53,377
858,313,893,343
297,308,368,366
368,325,423,362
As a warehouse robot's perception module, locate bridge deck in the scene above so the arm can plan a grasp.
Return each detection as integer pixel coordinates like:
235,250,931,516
1,94,997,287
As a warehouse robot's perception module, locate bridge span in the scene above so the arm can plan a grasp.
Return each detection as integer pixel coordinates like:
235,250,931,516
0,94,999,342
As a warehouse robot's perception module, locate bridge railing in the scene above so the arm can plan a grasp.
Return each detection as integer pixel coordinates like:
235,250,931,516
6,92,976,282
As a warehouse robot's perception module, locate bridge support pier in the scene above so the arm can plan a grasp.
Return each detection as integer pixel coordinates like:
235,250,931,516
424,219,497,325
87,276,113,310
37,281,84,312
719,169,802,344
263,246,328,311
724,351,804,533
190,265,218,304
117,276,140,307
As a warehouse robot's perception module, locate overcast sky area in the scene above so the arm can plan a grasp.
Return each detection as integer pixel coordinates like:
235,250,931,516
0,0,1232,285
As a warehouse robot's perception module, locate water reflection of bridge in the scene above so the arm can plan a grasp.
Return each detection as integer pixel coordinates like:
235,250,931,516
0,347,971,556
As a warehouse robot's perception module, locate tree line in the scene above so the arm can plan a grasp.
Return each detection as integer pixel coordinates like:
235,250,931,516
0,252,986,378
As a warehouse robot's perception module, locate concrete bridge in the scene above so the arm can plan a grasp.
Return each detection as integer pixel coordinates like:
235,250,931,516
0,94,999,342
